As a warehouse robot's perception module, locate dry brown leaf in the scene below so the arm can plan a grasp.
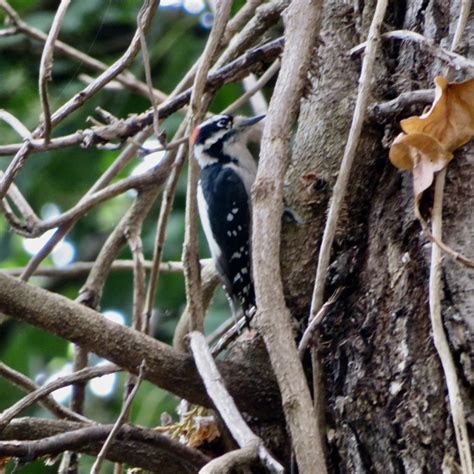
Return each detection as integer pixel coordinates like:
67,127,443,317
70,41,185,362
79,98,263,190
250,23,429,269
401,76,474,151
389,75,474,199
389,132,453,196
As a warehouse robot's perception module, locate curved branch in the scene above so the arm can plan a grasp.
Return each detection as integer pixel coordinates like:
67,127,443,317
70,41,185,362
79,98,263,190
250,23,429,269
0,37,284,156
0,272,281,420
0,418,210,473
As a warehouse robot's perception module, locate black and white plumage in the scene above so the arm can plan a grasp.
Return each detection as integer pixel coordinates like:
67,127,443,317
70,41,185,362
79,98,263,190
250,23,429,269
191,114,264,325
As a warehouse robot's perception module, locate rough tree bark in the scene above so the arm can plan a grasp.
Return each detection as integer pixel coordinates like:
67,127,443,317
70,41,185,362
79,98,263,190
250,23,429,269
281,1,473,472
1,1,473,473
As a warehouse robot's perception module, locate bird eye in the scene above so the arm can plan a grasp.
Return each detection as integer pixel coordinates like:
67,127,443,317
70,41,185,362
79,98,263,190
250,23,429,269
217,118,229,128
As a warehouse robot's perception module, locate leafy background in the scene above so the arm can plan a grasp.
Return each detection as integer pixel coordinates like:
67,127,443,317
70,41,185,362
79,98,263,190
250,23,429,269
0,0,250,471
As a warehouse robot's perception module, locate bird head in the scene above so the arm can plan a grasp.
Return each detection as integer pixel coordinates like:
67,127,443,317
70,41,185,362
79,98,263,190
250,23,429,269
190,114,264,167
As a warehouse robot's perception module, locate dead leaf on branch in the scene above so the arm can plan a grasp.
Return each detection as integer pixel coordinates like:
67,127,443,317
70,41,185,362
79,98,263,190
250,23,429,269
389,75,474,199
389,132,452,197
388,75,474,269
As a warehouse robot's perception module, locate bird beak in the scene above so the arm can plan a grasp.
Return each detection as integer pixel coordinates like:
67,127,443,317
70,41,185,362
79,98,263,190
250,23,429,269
234,114,265,130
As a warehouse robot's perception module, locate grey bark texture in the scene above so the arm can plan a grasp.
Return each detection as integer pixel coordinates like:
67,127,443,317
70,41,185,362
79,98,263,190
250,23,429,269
281,1,473,472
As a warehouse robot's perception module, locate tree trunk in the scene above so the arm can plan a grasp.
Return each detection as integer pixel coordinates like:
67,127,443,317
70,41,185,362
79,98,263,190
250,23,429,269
280,0,473,472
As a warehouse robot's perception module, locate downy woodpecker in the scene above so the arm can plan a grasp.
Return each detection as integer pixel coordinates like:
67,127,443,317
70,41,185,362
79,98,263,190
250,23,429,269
190,114,264,325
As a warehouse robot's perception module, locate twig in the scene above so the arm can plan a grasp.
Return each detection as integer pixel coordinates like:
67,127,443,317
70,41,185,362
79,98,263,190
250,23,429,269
34,0,159,133
428,169,473,474
369,89,434,118
20,127,155,280
0,363,91,424
137,6,161,140
0,109,31,138
183,0,234,333
309,0,388,330
210,314,248,356
415,204,474,269
215,0,288,69
37,0,71,141
3,259,194,278
200,445,259,474
351,30,474,72
0,0,167,101
0,418,211,472
298,288,341,358
173,260,220,352
308,3,388,452
250,0,326,472
0,364,120,433
16,155,173,239
424,4,473,473
222,0,266,44
0,37,284,156
90,361,146,474
189,331,284,473
451,0,472,52
0,141,32,201
223,59,280,114
143,125,188,333
0,172,40,229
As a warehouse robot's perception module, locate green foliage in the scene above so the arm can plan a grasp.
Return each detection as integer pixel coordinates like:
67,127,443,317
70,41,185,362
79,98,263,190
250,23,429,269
0,1,246,471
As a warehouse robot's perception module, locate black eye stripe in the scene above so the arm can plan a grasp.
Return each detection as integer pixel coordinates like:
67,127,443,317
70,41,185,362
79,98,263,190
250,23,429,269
194,115,233,145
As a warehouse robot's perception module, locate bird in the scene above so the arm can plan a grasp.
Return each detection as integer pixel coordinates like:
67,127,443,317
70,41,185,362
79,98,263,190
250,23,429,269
190,113,264,327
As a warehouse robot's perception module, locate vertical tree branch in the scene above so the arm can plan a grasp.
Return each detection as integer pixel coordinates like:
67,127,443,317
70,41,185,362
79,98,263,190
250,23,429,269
425,4,473,473
251,0,325,472
308,0,388,321
182,0,233,333
38,0,71,141
429,169,473,474
189,331,283,473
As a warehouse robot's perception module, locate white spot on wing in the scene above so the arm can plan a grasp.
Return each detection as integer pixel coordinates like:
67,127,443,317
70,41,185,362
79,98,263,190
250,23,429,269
227,213,234,221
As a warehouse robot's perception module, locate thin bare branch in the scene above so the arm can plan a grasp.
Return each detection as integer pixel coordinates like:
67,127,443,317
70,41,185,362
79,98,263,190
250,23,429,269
0,109,31,138
137,6,161,140
298,288,342,357
0,141,32,201
173,260,220,352
200,445,259,474
0,364,119,433
91,362,146,474
0,363,90,424
0,0,167,101
451,0,471,52
0,418,211,472
429,169,473,474
183,0,234,333
223,59,280,114
143,126,188,331
0,38,284,156
415,204,474,269
189,331,284,473
351,30,474,72
36,0,159,132
309,0,388,327
370,89,434,118
38,0,71,141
